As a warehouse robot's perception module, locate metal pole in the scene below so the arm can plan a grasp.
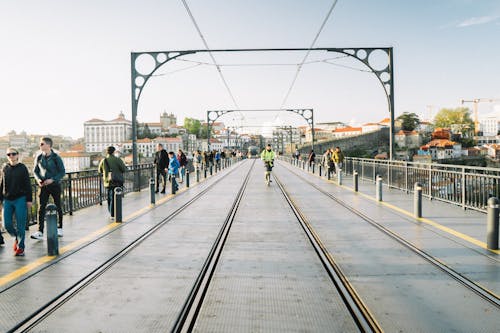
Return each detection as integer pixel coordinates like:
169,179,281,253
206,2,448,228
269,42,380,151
354,171,358,192
319,165,322,177
338,169,343,186
186,169,190,188
150,178,155,206
376,175,383,202
114,187,123,223
46,204,59,256
197,168,200,182
414,182,422,218
487,197,499,250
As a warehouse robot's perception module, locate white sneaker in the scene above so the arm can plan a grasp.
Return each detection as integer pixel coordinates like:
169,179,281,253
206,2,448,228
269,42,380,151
57,228,63,237
30,231,43,240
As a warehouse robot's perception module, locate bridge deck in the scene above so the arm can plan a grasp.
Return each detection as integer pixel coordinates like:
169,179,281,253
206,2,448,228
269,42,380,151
0,159,498,332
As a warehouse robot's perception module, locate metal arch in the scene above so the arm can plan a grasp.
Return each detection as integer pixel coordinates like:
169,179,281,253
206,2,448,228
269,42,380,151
131,47,394,168
206,108,314,150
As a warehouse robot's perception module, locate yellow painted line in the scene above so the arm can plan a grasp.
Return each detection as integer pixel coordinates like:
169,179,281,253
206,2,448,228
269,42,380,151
0,165,238,286
0,180,197,287
320,174,500,254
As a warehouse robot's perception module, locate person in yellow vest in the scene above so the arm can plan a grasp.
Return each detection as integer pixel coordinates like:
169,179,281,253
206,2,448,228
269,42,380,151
260,144,275,184
331,146,345,176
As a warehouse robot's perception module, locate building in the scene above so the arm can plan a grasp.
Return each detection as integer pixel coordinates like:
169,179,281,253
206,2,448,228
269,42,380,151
84,112,132,153
160,112,177,129
419,139,462,160
59,151,92,173
332,126,363,138
479,107,500,136
122,137,183,158
395,130,422,149
361,122,383,133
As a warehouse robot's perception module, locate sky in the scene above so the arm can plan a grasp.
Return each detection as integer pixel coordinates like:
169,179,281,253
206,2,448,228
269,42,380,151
1,0,499,139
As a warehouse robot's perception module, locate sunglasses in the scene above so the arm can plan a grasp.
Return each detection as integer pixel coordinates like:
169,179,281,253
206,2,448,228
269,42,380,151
6,152,18,156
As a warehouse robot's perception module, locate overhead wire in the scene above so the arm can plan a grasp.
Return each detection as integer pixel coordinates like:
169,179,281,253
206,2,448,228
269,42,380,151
181,0,241,113
279,0,340,109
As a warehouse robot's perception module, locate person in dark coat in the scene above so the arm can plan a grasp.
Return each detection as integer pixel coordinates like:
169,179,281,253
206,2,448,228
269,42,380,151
0,147,33,256
154,143,169,193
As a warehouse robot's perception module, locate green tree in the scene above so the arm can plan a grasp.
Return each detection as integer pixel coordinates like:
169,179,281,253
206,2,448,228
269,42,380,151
396,112,420,131
184,118,202,136
199,123,210,139
433,107,474,133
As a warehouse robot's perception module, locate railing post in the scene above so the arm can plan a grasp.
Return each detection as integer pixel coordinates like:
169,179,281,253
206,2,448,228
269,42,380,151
150,178,155,206
210,164,213,176
171,176,177,195
376,175,383,202
462,168,466,209
414,182,422,218
319,165,322,177
354,171,358,192
487,197,499,250
98,176,103,206
204,165,207,178
46,204,59,256
338,169,343,186
186,169,190,188
114,187,123,223
196,168,200,182
67,173,73,215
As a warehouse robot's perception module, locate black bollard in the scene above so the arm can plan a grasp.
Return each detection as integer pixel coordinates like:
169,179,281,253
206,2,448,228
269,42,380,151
354,171,358,192
376,175,383,202
46,204,59,256
414,182,422,218
186,169,190,188
196,168,200,182
487,197,499,250
150,178,155,206
114,187,123,223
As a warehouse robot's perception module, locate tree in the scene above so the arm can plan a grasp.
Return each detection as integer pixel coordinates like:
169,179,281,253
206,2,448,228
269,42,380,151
433,107,474,133
396,112,420,131
184,118,202,136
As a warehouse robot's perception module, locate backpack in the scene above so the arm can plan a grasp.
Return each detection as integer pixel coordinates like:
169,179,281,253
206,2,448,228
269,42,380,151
104,158,124,186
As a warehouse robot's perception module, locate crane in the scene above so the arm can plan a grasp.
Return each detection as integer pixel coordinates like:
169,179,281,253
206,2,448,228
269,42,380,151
460,98,500,135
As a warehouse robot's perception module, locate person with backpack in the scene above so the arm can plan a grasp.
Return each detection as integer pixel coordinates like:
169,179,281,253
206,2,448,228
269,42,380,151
0,147,33,256
31,137,66,240
307,149,316,168
168,151,180,193
98,146,127,220
154,143,168,193
177,149,188,183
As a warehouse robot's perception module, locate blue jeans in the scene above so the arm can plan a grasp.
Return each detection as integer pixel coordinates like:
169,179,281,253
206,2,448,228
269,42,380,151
2,196,27,250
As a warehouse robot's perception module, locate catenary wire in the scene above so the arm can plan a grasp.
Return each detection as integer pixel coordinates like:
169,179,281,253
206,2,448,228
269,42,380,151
181,0,241,113
279,0,340,109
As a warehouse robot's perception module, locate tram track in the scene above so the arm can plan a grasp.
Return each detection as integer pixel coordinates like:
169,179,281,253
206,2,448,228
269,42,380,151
273,173,383,333
172,160,382,333
6,160,251,333
280,161,500,309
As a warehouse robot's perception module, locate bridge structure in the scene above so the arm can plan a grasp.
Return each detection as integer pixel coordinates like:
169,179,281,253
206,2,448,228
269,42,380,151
0,157,499,332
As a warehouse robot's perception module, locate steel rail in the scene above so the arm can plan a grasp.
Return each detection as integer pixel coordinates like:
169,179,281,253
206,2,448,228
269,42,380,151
171,159,255,333
7,161,247,333
283,161,500,309
273,173,382,333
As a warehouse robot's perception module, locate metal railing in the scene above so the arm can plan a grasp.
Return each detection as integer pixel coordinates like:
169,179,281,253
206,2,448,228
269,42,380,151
26,164,154,225
283,156,500,213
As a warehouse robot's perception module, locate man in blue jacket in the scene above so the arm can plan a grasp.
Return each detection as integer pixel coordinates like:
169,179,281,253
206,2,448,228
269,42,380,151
31,137,66,239
168,151,180,193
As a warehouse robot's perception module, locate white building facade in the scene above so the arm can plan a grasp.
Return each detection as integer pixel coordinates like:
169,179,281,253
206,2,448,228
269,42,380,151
84,112,132,153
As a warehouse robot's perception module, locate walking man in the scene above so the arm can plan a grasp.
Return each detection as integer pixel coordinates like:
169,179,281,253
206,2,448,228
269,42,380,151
154,143,168,193
98,146,127,220
31,137,66,239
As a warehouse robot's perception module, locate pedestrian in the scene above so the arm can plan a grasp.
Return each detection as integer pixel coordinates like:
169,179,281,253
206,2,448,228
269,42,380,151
307,149,316,168
168,151,180,193
177,149,187,183
153,143,168,193
31,137,66,240
332,146,345,176
322,149,333,178
98,146,127,220
193,150,202,171
0,148,33,256
294,148,300,160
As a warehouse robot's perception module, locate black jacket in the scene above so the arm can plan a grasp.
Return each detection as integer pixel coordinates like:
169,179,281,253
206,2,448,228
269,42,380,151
154,149,169,169
0,163,33,202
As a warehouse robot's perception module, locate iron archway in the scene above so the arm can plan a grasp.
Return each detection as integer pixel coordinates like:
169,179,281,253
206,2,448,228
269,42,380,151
206,108,314,151
131,47,394,167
